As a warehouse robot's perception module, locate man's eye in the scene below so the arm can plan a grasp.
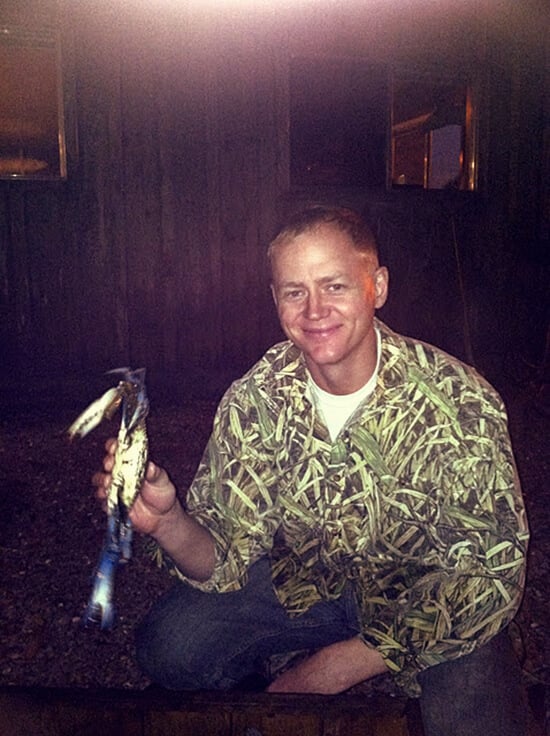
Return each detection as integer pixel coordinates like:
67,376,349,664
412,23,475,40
327,283,346,292
283,290,304,300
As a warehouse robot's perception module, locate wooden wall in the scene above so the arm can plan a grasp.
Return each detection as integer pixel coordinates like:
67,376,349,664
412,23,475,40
0,0,548,404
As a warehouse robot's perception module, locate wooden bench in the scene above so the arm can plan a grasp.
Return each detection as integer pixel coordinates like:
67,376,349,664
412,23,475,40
0,686,423,736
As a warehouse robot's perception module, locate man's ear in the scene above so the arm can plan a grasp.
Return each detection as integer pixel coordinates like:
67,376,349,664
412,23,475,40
374,266,389,309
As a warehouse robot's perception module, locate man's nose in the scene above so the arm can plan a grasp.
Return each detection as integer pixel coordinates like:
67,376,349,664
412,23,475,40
305,291,327,320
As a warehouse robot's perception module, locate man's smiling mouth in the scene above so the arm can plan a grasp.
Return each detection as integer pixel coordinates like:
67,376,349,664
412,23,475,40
303,325,340,340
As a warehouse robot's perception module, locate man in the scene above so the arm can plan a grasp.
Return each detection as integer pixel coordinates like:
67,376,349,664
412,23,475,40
95,206,529,735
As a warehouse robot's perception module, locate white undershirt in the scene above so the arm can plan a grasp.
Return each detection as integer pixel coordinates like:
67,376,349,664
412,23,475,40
308,328,381,441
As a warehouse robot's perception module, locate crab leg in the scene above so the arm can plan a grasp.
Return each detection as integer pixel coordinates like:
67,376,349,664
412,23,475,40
119,517,133,562
82,515,122,630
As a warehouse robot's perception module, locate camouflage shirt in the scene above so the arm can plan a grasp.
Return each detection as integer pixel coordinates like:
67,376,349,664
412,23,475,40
177,319,529,694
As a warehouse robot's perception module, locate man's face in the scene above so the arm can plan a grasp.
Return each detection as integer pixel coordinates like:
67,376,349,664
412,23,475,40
270,223,388,393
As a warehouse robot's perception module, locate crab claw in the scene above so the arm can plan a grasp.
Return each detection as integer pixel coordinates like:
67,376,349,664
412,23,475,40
121,368,149,433
67,387,122,440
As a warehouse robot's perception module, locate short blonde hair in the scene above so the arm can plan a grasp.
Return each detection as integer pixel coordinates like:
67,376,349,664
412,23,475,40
268,205,379,264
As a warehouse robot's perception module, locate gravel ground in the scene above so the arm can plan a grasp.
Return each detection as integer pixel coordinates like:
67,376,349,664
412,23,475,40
1,400,216,690
0,381,548,714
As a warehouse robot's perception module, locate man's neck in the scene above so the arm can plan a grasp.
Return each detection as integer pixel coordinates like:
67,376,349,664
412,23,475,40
307,330,380,395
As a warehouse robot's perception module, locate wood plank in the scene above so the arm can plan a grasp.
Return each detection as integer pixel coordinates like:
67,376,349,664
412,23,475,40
232,708,321,736
0,689,143,736
147,708,230,736
322,710,406,736
0,688,411,736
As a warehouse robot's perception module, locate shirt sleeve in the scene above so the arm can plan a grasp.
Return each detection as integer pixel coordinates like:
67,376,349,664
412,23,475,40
163,382,282,592
355,391,529,696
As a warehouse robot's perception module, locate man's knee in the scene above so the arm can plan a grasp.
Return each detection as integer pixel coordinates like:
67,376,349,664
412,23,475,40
133,560,284,690
134,583,228,690
418,630,528,736
135,609,204,689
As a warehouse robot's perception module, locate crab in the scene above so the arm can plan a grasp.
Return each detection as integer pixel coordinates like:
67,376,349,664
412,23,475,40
68,367,149,629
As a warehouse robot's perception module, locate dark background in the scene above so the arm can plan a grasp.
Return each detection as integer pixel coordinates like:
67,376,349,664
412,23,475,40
0,0,548,408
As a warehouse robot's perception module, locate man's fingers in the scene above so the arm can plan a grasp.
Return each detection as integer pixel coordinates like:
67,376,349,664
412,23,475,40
145,461,162,483
105,437,118,454
92,471,110,497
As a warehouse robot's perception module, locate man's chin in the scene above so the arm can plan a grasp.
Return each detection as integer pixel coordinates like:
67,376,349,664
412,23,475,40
303,346,344,369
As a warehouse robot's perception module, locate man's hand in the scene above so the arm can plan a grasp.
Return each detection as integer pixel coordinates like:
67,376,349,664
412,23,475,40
129,460,179,538
266,637,389,694
92,439,216,582
92,438,176,536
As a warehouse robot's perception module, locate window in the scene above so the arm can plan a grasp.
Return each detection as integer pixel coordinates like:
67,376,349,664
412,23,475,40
0,24,67,180
390,73,478,191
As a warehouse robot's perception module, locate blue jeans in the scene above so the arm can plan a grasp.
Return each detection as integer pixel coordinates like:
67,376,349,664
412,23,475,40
136,558,527,736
